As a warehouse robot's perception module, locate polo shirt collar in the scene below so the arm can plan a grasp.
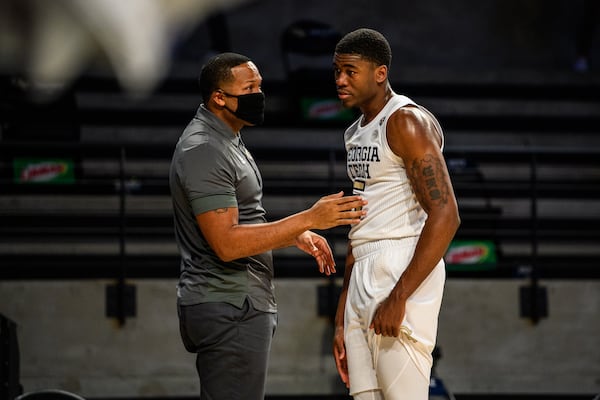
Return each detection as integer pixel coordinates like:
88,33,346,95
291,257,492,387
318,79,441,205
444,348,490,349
196,104,242,145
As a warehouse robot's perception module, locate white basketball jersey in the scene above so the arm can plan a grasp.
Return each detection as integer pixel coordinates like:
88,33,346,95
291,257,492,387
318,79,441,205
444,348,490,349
345,93,444,246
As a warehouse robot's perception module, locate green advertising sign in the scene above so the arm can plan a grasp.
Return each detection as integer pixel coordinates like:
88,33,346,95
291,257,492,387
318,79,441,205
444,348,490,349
13,158,75,184
444,240,497,271
300,97,355,121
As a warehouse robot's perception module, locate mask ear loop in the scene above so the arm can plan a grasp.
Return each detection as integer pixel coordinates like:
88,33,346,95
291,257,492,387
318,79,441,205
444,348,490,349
217,89,239,98
216,89,238,116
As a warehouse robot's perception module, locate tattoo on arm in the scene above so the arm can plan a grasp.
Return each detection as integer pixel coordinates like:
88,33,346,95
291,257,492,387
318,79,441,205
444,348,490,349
213,208,229,214
408,154,450,210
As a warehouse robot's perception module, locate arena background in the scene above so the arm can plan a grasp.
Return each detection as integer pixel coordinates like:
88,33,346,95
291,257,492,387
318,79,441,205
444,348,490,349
1,0,599,399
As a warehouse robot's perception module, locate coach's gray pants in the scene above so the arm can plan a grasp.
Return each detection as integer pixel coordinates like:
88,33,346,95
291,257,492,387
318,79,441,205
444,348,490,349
178,297,277,400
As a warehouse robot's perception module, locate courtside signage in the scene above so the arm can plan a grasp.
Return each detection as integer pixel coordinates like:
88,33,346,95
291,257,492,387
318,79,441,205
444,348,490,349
300,97,355,121
444,240,497,271
13,158,75,184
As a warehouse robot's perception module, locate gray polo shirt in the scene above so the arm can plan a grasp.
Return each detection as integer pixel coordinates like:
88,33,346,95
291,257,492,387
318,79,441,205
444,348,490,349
169,105,276,313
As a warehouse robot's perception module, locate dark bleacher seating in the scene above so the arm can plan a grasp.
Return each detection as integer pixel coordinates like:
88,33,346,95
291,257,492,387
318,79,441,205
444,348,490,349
1,70,599,281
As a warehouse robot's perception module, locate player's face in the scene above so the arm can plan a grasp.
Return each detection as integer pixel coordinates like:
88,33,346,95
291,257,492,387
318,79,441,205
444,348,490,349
333,53,379,109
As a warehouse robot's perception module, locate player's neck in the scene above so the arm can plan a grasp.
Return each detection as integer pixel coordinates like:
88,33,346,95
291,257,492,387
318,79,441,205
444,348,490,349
361,86,393,126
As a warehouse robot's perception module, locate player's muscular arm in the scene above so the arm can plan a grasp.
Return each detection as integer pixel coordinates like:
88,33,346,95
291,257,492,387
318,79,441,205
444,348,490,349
370,107,460,337
335,243,355,330
389,106,460,288
196,192,367,262
333,242,354,388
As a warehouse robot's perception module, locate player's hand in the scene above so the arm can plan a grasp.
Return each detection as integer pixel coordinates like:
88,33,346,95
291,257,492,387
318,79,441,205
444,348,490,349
333,325,349,388
370,295,406,337
307,191,367,230
295,231,336,275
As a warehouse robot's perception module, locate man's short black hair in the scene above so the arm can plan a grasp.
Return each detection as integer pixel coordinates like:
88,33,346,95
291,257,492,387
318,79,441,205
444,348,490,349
199,52,251,102
335,28,392,69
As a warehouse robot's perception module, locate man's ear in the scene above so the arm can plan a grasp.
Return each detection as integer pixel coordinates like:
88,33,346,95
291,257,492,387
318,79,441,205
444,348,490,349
375,65,388,84
212,90,226,107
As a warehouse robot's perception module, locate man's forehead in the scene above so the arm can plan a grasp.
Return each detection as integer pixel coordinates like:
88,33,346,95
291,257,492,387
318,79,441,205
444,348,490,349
230,61,262,82
333,53,369,66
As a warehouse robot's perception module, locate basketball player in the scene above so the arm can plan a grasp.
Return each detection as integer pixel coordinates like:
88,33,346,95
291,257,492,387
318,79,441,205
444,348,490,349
331,29,461,400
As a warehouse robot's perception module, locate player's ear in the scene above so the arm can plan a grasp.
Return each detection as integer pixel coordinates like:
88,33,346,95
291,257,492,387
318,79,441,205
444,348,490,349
375,65,388,84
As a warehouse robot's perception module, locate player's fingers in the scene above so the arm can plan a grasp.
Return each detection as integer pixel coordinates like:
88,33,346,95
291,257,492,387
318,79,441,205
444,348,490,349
334,354,348,384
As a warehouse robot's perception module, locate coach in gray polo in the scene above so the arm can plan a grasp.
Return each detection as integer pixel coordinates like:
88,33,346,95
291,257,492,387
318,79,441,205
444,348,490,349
169,52,366,400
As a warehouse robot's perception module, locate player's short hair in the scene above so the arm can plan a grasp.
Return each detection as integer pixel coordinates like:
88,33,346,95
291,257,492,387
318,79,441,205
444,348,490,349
199,52,252,102
335,28,392,69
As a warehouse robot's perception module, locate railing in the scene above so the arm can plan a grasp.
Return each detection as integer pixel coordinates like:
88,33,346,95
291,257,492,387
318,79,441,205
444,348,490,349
1,141,599,282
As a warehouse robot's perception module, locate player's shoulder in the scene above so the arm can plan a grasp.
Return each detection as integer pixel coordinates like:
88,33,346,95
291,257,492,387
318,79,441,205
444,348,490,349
388,104,429,133
391,103,430,122
388,103,443,150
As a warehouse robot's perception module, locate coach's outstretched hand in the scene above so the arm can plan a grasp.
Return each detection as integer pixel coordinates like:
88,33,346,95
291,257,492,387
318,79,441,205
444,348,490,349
307,191,367,230
295,231,336,275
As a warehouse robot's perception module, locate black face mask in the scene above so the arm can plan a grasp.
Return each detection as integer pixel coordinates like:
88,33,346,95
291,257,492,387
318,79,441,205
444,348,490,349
221,91,265,126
